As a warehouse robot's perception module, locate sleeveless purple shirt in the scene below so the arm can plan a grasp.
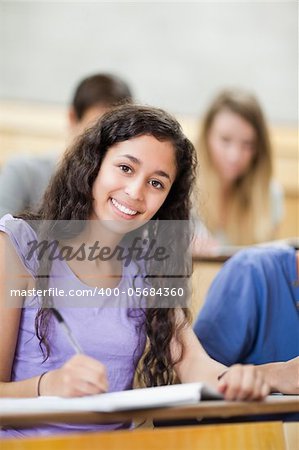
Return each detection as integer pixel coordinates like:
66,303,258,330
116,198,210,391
0,214,146,438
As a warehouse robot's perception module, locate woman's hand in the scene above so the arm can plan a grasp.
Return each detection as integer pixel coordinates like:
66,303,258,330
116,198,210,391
260,357,299,394
273,357,299,394
39,354,108,397
217,364,270,401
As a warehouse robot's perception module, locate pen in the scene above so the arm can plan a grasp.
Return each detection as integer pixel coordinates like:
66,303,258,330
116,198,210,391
51,308,83,354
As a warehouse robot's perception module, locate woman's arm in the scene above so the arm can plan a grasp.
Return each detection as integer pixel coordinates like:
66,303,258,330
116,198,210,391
257,358,299,394
171,320,226,386
0,232,108,398
171,318,269,400
0,231,37,397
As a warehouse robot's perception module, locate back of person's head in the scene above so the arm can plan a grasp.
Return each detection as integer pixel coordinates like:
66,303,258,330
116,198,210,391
71,73,133,121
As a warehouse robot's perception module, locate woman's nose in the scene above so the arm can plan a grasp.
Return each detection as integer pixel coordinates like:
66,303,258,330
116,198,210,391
124,178,144,200
226,144,242,163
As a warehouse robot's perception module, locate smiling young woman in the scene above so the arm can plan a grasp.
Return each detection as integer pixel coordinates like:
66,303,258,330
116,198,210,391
0,104,269,439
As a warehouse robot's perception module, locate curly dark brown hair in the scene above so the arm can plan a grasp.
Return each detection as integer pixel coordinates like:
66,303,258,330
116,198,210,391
21,104,197,387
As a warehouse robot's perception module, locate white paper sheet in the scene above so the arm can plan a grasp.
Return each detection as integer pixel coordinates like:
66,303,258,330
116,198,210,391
0,382,222,414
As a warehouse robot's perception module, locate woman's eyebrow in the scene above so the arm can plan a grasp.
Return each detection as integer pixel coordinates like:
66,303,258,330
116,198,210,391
154,170,171,181
119,154,171,180
120,154,140,165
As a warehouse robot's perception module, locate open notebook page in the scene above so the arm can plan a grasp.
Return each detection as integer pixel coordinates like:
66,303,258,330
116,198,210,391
0,383,223,414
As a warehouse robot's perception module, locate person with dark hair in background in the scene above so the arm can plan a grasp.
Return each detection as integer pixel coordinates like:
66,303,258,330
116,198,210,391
0,73,133,217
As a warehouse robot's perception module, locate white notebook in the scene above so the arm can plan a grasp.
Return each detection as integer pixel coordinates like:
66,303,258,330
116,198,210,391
0,383,223,414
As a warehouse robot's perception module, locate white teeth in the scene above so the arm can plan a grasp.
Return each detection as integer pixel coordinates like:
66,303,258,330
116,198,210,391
111,198,137,216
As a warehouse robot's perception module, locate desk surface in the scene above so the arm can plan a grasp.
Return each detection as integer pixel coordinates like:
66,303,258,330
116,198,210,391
1,421,296,450
1,395,298,427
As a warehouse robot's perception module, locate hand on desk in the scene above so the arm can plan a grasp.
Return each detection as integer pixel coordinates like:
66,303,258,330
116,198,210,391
218,364,270,401
39,354,108,397
278,357,299,394
260,357,299,394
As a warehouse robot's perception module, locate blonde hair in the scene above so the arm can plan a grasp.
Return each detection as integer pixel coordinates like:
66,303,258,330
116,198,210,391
197,89,273,245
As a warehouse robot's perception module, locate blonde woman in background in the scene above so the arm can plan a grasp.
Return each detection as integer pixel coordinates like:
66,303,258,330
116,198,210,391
194,89,283,253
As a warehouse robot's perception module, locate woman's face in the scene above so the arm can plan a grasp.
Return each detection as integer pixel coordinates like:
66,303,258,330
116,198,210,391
207,109,257,184
91,135,177,233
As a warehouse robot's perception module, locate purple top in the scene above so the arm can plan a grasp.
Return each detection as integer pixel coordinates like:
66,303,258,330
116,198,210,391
0,214,146,438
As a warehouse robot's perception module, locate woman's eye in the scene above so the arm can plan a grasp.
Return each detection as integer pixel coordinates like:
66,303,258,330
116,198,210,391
119,164,132,173
149,180,163,189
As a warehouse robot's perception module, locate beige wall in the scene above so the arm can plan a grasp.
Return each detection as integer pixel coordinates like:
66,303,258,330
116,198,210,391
0,2,297,123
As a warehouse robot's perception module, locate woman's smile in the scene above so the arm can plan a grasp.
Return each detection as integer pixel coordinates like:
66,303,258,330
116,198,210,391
110,197,139,219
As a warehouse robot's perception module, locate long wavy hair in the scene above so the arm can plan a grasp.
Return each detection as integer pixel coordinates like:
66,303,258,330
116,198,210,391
21,104,197,386
197,89,273,245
